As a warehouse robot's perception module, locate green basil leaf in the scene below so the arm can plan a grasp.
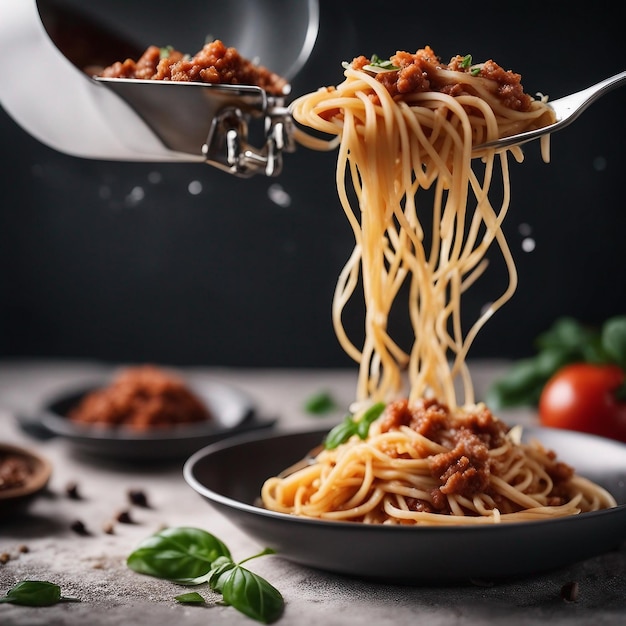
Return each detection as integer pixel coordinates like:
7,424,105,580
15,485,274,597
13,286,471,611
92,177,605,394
0,581,79,606
602,315,626,370
174,591,205,604
533,348,575,376
222,565,284,624
537,317,612,363
487,316,626,410
325,402,387,448
356,402,386,438
208,556,237,593
304,391,336,414
159,45,173,59
324,415,357,449
364,54,400,72
486,347,578,409
536,317,594,351
127,527,231,583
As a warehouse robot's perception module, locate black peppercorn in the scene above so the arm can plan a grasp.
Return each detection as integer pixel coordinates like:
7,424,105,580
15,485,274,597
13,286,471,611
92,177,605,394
65,481,81,500
560,581,579,602
127,489,149,508
70,520,89,535
116,510,133,524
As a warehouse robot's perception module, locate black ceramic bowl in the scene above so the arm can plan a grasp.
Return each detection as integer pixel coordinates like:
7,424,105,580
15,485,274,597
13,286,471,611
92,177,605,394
184,427,626,583
37,377,273,461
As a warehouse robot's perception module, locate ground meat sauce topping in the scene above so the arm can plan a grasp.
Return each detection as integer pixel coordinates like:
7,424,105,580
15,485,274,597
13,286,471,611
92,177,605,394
348,46,533,111
69,365,211,431
98,39,288,96
378,398,574,515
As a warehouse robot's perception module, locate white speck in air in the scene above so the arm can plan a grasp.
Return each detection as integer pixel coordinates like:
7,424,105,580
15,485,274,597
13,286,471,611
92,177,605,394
148,171,162,184
268,183,292,207
125,186,145,207
518,222,532,237
188,180,203,195
593,156,607,172
521,237,536,252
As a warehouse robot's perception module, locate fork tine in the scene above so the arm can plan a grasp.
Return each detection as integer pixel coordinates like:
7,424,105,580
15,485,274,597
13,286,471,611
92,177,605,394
473,71,626,152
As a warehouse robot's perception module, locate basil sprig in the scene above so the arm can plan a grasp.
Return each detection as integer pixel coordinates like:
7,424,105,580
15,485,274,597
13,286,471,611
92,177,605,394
367,54,399,71
127,527,283,623
355,53,400,74
0,581,80,607
127,526,230,584
459,54,482,76
324,401,386,449
486,315,626,408
209,550,283,624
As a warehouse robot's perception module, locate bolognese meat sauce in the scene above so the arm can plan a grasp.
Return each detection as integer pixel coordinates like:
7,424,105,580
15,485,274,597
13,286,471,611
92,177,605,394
98,39,288,95
69,365,211,431
351,46,533,111
379,398,573,514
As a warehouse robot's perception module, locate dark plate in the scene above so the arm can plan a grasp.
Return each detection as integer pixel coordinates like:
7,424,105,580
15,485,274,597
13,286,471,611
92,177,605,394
184,427,626,583
37,378,274,461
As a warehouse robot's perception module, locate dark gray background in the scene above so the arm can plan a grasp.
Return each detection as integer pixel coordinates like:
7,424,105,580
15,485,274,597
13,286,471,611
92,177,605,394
1,0,625,368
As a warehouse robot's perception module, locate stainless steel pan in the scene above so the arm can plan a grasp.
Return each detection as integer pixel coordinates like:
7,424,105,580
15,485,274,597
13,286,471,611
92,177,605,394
0,0,319,176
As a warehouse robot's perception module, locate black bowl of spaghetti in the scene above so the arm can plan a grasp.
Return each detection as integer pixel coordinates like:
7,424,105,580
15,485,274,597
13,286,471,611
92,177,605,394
184,426,626,583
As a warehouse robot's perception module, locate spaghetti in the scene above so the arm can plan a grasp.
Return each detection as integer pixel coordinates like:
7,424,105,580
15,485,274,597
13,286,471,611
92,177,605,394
261,47,616,524
292,47,555,407
262,399,616,524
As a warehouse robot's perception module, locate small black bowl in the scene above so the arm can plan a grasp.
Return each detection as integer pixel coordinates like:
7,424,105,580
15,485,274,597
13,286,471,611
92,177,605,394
35,377,274,461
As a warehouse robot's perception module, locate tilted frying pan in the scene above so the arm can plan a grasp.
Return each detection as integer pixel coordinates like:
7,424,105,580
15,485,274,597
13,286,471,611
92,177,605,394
0,0,319,176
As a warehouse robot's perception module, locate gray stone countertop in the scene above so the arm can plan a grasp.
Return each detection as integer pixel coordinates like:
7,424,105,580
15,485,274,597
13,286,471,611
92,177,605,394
0,359,624,626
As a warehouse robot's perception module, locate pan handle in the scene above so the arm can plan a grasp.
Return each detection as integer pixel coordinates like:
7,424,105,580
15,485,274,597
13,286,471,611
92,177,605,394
204,104,295,177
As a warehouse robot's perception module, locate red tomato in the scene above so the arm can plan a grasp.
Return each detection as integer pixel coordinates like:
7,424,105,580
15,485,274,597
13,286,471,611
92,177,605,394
538,363,626,441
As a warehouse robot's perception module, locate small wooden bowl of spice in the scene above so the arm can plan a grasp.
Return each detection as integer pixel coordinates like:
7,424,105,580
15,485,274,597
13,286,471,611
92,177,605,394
0,443,52,516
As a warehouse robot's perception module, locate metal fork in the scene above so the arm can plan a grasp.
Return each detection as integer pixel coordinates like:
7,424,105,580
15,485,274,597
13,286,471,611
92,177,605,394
474,71,626,151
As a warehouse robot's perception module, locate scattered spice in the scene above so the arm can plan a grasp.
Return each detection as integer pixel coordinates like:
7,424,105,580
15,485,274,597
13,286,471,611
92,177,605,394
128,489,149,508
0,454,32,491
0,553,10,564
116,510,134,524
17,545,29,554
65,481,81,500
102,521,115,535
560,580,579,602
70,520,89,536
